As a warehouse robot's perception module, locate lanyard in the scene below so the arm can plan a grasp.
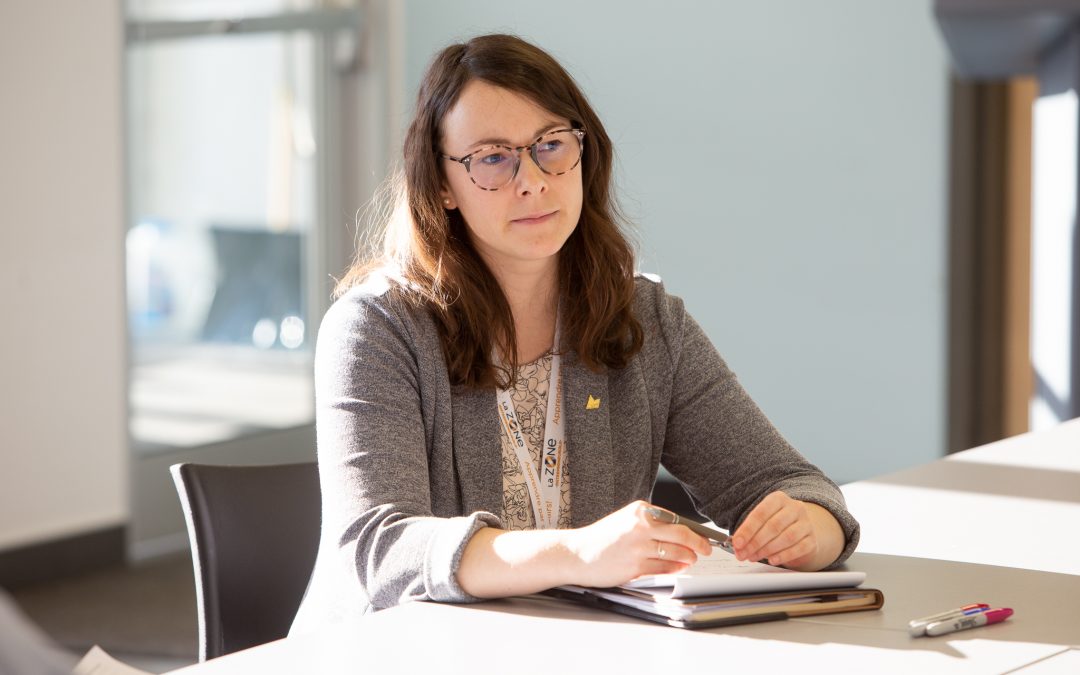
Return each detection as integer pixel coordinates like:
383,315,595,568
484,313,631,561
495,314,565,530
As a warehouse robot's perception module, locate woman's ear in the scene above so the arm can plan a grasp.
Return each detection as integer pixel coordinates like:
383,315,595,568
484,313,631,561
439,186,456,211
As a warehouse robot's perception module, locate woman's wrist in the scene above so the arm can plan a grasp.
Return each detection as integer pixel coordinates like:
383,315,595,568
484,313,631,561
802,502,845,570
555,526,588,583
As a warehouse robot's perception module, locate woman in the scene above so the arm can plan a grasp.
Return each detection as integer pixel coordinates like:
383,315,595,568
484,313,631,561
291,33,858,632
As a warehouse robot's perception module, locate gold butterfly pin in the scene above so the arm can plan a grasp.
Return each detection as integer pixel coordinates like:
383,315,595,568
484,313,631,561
586,395,601,410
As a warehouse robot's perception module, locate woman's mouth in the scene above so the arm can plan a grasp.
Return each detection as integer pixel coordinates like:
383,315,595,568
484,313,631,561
511,210,557,225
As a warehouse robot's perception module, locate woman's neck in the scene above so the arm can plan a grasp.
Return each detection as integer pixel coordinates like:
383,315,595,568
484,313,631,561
487,257,559,364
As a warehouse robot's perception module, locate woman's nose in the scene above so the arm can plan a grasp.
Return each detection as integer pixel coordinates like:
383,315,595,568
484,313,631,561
514,151,548,196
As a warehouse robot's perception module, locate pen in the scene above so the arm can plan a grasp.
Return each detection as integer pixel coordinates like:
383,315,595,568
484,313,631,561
907,603,990,636
644,506,734,552
924,608,1013,637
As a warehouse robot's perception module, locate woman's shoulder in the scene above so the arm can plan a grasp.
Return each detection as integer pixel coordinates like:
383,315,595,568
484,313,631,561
320,272,434,345
631,272,686,325
325,275,396,324
629,272,701,370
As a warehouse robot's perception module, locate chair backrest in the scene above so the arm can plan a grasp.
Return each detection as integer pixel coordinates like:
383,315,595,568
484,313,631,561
170,462,320,661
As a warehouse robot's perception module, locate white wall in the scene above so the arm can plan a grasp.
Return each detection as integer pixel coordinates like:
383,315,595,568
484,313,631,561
401,1,950,482
0,1,128,549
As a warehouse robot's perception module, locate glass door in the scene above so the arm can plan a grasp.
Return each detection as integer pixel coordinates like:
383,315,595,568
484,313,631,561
124,1,361,558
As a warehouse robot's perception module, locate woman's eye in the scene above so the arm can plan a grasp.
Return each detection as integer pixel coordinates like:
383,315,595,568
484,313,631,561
537,140,563,154
478,152,508,166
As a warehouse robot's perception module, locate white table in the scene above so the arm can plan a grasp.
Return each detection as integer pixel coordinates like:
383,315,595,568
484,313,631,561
843,417,1080,575
167,419,1080,674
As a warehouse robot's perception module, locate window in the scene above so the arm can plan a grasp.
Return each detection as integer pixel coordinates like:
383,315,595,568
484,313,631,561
1031,56,1078,432
125,2,360,451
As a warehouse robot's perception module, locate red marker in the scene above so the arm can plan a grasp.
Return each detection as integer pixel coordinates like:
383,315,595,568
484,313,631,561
925,608,1013,637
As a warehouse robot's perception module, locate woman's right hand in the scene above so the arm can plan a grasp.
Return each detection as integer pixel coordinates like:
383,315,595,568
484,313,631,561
562,500,712,588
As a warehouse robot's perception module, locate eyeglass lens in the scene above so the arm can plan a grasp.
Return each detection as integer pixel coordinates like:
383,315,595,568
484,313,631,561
469,130,582,190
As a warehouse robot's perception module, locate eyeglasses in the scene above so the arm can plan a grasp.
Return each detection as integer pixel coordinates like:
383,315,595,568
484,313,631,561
441,128,585,191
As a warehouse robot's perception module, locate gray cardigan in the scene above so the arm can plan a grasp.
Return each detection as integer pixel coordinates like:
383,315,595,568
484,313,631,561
290,274,859,634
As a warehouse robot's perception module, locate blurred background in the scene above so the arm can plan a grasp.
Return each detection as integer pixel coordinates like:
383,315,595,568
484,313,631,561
0,0,1075,670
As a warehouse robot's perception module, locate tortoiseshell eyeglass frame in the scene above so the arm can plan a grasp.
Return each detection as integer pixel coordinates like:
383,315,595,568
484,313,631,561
439,128,586,191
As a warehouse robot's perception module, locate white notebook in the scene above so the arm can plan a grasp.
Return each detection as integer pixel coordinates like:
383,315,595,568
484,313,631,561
623,548,866,599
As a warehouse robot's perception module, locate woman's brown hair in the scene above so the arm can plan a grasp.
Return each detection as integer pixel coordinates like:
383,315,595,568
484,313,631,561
337,33,642,388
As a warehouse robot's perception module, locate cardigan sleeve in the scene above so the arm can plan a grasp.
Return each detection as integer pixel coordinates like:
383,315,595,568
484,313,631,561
313,286,501,611
643,279,860,568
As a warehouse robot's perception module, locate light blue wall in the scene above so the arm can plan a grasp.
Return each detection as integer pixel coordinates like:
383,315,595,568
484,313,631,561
401,1,950,483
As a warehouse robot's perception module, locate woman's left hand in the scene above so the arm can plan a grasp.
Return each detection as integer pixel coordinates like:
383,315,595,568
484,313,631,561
729,491,845,571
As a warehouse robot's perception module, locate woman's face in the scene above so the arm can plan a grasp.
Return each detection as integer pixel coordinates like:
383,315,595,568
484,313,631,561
439,80,583,276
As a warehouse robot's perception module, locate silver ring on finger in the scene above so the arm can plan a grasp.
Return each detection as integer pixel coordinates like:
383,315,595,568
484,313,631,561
657,541,666,559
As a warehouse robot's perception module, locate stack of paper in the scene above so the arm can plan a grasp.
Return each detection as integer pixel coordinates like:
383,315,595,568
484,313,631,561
549,549,883,629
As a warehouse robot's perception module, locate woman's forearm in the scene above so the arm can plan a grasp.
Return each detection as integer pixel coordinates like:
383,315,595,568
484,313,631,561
454,501,713,598
455,527,580,598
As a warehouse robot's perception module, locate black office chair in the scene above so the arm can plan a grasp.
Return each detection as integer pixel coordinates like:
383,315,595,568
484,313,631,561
652,467,706,521
170,462,321,661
